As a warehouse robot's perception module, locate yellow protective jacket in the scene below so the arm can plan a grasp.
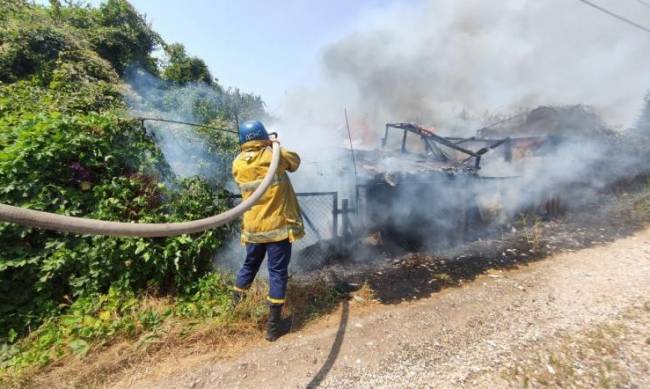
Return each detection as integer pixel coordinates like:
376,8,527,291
232,140,304,244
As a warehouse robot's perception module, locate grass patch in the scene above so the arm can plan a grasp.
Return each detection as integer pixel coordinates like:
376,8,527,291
0,272,246,385
0,272,344,387
630,179,650,222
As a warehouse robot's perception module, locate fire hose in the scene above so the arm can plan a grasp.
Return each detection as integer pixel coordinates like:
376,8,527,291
0,142,280,238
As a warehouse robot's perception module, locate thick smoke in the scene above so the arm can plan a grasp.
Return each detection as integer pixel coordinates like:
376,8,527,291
637,94,650,134
124,69,249,273
124,68,237,188
272,0,650,258
281,0,650,135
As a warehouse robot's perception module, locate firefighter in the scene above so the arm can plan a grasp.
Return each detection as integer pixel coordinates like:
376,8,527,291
231,120,304,341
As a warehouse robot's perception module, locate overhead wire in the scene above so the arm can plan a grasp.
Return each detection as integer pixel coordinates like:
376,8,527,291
636,0,650,10
576,0,650,34
138,117,238,134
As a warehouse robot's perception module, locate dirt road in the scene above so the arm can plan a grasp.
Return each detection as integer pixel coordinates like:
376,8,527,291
120,227,650,388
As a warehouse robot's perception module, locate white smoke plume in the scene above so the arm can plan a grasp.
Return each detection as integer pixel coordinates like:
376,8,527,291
124,68,238,188
269,0,650,259
278,0,650,137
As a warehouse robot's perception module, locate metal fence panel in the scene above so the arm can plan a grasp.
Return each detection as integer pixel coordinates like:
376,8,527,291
228,192,339,270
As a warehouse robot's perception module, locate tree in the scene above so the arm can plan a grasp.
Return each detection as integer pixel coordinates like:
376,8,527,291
49,0,61,18
161,43,213,85
0,0,231,342
89,0,161,75
222,87,266,126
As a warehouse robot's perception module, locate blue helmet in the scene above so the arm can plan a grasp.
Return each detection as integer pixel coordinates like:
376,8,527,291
238,120,269,144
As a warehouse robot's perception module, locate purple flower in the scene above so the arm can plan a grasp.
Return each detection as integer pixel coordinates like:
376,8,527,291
69,162,93,183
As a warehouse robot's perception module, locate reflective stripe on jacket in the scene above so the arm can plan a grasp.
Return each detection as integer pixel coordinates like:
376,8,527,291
232,140,304,244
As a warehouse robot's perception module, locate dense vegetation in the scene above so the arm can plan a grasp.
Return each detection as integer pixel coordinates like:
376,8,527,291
0,0,268,373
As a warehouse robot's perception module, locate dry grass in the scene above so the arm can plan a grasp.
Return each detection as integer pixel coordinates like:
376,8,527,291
5,309,261,388
519,212,544,251
627,178,650,224
3,276,344,389
351,281,377,305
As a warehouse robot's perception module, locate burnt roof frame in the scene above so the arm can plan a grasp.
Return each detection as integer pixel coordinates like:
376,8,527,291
381,122,511,169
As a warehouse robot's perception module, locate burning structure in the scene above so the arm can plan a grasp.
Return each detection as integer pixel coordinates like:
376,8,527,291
304,106,614,258
229,104,636,270
344,105,633,254
353,122,517,250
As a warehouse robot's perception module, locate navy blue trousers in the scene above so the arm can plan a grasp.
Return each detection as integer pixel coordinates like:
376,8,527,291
235,239,292,304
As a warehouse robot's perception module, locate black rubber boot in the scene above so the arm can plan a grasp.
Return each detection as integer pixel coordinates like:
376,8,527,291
265,304,290,342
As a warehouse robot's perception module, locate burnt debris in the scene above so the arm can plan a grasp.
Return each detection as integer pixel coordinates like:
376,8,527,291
352,122,527,252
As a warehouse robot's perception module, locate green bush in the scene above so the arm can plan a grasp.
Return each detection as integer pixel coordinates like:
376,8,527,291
0,11,73,84
89,0,162,75
162,43,213,85
0,0,267,368
0,0,160,84
0,112,235,340
0,272,263,372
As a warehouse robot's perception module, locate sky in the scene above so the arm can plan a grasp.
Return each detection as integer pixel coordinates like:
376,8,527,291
59,0,406,113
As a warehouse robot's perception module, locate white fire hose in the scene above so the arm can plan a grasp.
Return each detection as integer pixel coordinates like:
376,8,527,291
0,142,280,238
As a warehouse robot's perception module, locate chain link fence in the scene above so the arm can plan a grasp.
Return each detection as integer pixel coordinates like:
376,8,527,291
228,192,341,270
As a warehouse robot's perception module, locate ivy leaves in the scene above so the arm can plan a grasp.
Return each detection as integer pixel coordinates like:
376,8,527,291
0,113,232,343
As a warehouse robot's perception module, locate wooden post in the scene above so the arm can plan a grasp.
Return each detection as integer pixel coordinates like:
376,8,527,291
332,193,338,239
401,130,408,153
342,199,350,245
382,124,389,148
457,179,467,244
